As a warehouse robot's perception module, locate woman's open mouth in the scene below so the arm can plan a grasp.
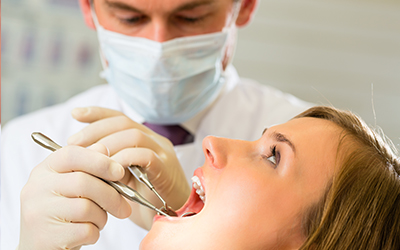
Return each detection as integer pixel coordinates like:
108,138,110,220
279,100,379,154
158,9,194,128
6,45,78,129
175,175,206,217
153,169,206,222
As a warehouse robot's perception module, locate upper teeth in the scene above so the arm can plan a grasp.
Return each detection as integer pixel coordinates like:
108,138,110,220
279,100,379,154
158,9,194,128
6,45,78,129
191,175,205,203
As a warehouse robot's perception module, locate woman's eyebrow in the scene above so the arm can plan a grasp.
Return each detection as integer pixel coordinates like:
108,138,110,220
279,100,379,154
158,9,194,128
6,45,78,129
272,132,296,154
264,128,296,154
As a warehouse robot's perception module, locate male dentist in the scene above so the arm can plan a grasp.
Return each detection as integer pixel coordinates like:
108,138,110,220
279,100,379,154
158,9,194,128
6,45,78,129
1,0,311,249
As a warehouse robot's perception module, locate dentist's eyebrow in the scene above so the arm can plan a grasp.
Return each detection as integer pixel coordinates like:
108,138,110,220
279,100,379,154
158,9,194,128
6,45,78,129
262,128,296,154
105,0,143,13
174,0,215,12
105,0,215,13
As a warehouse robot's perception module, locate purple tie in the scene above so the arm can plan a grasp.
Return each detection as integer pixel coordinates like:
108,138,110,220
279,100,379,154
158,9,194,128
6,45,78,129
143,122,194,146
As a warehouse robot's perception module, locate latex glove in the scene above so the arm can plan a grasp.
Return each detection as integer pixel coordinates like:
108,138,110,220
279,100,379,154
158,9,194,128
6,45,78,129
68,107,191,230
18,143,131,250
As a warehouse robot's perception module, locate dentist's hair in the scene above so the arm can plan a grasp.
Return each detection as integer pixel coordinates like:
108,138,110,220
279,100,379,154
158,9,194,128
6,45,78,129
296,106,400,250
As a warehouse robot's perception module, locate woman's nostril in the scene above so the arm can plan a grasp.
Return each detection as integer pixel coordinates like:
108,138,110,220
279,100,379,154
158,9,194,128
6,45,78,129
207,149,214,163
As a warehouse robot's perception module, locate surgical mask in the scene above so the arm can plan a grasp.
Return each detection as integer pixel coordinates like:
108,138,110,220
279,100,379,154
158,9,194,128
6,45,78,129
92,9,238,124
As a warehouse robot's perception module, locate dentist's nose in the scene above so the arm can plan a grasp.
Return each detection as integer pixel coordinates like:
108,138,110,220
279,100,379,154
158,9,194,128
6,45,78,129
145,19,174,42
202,136,236,169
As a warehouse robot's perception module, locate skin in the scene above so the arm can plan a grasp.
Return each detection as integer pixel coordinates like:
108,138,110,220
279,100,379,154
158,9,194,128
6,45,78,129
141,118,342,250
78,0,258,66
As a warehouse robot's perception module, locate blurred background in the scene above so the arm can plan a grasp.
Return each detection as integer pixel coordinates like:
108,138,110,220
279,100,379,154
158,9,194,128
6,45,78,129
2,0,399,147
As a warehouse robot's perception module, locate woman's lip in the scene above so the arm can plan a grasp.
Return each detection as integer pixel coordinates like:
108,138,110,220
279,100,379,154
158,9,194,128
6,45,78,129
153,214,165,223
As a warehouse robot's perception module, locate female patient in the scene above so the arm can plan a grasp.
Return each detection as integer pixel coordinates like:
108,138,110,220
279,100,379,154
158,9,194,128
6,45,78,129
141,106,400,249
19,106,400,249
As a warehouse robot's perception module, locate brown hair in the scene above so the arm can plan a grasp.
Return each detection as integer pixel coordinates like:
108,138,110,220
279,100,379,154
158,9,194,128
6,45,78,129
296,106,400,249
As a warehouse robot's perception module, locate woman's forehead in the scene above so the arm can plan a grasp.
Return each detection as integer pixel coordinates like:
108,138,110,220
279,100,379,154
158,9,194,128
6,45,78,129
264,118,341,147
268,117,342,170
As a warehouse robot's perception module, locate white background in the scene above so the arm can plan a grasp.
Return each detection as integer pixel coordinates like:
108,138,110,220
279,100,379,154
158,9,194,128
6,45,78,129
2,0,399,147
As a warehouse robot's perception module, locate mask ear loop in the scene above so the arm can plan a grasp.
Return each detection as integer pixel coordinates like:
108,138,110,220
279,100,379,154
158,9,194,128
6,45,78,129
89,0,101,28
224,0,242,31
220,1,242,71
89,2,109,78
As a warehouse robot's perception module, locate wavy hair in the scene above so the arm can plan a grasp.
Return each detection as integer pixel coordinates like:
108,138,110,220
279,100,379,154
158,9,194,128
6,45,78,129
297,106,400,249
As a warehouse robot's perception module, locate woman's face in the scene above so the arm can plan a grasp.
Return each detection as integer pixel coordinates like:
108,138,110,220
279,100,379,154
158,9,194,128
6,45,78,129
141,117,342,250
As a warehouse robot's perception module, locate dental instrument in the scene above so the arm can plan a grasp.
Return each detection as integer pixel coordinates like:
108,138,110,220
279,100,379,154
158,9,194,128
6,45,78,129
31,132,171,217
128,165,178,217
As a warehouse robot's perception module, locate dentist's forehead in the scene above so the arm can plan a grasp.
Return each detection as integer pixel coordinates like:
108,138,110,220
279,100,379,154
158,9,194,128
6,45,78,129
103,0,221,10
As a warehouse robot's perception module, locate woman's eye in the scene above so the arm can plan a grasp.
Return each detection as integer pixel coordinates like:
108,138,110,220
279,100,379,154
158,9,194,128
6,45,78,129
264,145,279,168
267,155,277,165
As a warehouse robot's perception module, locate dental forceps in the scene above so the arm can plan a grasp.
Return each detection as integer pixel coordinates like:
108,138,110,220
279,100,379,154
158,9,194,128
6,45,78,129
31,132,172,217
128,165,178,217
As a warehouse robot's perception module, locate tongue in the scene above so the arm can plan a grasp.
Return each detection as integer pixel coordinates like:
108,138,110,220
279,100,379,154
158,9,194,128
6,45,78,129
176,187,205,217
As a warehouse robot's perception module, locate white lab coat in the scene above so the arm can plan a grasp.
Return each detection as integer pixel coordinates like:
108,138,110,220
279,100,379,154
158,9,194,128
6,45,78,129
1,66,312,249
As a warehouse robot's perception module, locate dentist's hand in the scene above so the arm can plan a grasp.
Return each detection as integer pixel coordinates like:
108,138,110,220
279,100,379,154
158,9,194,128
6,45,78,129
18,144,131,250
67,107,191,230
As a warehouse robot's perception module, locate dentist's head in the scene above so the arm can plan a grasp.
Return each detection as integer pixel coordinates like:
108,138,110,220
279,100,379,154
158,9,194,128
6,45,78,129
78,0,258,124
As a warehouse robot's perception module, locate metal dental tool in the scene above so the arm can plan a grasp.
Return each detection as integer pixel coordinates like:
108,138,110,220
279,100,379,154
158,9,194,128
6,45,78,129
128,165,178,217
31,132,170,217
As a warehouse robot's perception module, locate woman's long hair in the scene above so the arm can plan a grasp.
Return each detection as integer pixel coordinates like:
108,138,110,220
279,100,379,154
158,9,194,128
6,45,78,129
297,106,400,249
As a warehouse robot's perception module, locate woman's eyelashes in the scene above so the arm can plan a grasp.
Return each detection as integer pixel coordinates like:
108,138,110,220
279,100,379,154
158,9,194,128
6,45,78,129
264,145,280,168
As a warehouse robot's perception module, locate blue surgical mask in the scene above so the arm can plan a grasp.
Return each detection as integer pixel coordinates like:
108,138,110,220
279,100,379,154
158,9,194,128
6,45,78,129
92,12,234,124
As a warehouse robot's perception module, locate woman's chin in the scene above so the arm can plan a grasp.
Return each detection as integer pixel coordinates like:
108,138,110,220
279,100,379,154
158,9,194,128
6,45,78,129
140,226,166,250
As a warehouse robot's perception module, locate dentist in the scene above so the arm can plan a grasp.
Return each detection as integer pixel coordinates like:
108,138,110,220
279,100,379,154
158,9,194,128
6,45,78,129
1,0,312,249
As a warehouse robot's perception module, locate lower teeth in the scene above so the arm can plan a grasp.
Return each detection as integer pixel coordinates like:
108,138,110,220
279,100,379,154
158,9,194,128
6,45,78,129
181,212,197,217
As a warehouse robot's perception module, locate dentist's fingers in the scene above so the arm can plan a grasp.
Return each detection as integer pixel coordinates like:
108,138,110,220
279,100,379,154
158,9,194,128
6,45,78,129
61,223,100,249
52,171,132,219
71,106,124,123
45,145,125,181
112,147,163,170
111,147,169,188
50,196,108,231
96,129,163,156
19,143,131,250
88,143,110,157
68,115,153,147
112,147,189,211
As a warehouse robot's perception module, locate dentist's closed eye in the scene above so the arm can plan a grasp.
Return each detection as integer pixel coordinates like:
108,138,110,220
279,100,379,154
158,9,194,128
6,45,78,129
118,15,147,25
176,14,208,24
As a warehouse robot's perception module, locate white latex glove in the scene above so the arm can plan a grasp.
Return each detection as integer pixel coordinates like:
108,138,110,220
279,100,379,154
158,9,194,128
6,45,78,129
67,107,191,229
18,144,131,250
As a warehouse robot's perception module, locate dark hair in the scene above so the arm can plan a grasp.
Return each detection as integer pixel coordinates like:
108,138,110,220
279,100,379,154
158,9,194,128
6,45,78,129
297,106,400,249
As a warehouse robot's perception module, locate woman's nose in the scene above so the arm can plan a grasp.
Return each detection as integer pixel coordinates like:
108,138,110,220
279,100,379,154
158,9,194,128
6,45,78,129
202,136,239,169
